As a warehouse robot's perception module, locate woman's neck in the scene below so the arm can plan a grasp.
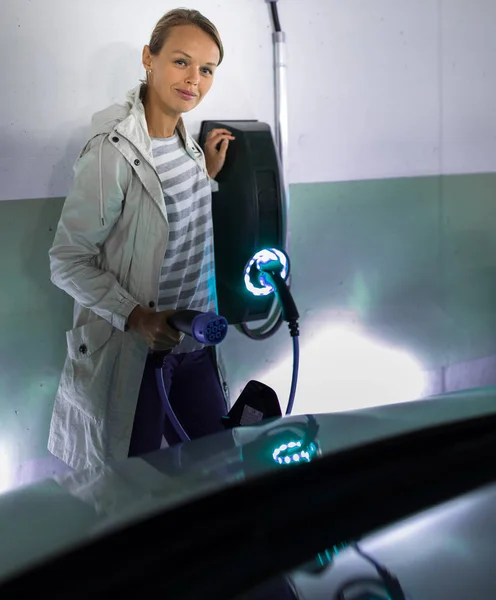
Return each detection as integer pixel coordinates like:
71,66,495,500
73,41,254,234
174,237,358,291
143,88,180,138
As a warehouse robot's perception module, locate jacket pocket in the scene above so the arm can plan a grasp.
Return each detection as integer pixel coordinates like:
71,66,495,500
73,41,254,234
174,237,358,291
67,318,114,359
64,319,119,421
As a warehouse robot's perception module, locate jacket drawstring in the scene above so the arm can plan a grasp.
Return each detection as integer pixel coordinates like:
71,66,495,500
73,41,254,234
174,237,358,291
99,135,105,227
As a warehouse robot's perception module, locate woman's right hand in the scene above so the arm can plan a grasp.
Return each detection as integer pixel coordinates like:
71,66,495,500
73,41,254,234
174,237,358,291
127,306,183,351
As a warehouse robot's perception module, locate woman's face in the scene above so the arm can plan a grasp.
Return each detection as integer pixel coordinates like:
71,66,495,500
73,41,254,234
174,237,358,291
143,24,220,116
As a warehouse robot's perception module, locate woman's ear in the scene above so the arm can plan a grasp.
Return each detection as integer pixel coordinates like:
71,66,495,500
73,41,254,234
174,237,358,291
142,45,153,72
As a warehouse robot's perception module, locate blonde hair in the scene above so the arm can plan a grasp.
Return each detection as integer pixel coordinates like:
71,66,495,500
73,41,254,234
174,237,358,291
148,8,224,64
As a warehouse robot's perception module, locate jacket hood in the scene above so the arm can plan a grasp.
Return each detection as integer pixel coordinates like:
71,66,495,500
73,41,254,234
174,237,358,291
90,85,141,137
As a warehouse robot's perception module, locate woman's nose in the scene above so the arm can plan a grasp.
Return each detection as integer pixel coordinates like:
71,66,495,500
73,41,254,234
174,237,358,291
185,66,200,86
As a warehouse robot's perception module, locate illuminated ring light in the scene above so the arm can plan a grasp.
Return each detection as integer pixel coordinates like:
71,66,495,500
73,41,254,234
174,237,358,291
272,440,318,466
244,248,289,297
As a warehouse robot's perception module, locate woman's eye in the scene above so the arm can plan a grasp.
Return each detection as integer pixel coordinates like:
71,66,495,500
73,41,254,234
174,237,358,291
201,68,213,76
175,60,186,66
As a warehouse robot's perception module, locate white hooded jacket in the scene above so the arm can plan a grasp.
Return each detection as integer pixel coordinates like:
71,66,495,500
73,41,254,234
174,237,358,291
48,85,228,471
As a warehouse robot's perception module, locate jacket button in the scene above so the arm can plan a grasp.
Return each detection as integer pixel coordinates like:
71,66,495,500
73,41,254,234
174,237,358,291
134,159,141,166
112,136,119,143
79,344,88,355
149,301,156,308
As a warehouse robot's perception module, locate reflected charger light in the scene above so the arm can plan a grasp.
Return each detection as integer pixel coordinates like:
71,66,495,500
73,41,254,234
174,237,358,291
272,440,318,466
242,416,321,475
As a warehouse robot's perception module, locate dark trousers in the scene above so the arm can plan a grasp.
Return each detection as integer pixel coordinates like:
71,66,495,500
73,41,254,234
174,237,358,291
128,348,227,457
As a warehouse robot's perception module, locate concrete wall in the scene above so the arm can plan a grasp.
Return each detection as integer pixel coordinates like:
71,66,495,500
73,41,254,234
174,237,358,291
3,0,496,200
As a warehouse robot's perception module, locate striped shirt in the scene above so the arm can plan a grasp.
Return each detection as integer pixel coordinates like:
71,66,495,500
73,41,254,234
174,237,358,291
152,133,217,354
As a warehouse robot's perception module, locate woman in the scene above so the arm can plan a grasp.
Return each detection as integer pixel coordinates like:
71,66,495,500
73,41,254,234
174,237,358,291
48,9,234,470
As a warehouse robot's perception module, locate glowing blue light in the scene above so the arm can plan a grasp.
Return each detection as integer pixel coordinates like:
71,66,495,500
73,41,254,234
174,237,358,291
244,248,289,297
272,438,318,466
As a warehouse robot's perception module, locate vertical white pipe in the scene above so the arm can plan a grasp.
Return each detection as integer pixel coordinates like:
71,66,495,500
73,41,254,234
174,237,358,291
273,30,290,254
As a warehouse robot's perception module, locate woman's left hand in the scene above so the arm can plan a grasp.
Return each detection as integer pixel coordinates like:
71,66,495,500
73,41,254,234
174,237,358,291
204,128,235,180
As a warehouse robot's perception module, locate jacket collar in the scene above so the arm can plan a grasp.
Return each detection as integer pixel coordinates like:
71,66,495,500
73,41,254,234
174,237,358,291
125,84,189,143
91,84,194,166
